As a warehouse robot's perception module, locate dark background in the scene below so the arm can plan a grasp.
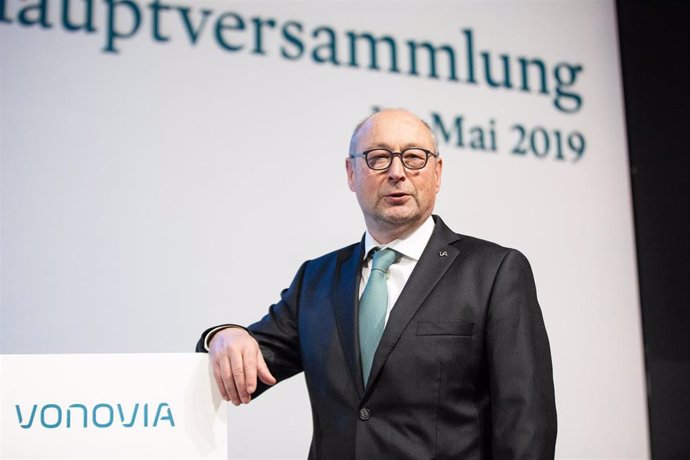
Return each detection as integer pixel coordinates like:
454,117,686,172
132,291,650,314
617,1,689,458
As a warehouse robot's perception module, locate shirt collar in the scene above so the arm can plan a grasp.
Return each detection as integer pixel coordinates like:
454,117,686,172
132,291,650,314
364,216,435,262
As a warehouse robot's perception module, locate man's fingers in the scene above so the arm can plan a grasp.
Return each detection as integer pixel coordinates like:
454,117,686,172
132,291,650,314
229,348,252,404
212,363,230,402
218,354,242,406
242,348,258,395
257,350,277,386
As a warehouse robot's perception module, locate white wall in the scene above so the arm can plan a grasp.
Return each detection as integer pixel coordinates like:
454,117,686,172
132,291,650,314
1,1,648,458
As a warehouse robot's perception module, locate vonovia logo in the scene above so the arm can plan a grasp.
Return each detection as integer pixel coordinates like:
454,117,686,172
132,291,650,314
15,402,175,429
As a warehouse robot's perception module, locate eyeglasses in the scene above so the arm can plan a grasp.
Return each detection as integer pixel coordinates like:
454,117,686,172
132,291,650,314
350,148,438,170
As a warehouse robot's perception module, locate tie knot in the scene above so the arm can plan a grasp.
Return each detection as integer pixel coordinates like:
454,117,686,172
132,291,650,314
371,248,398,272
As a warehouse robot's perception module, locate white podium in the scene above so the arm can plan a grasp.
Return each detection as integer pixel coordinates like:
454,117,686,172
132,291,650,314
0,353,227,459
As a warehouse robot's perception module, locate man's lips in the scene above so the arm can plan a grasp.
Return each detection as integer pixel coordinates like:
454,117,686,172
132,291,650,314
383,192,412,203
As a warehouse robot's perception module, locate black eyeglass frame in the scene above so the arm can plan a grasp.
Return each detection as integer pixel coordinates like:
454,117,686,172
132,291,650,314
350,147,439,171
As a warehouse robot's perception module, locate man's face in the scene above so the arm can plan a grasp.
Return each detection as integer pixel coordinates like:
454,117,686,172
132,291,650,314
346,110,443,242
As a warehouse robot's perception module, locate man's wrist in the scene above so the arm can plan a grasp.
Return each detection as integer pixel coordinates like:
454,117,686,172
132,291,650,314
203,324,250,351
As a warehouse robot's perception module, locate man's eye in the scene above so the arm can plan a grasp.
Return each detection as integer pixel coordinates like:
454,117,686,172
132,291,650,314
368,151,390,161
403,149,426,160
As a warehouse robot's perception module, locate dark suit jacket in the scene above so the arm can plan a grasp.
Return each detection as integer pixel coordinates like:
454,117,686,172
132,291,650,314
197,216,557,459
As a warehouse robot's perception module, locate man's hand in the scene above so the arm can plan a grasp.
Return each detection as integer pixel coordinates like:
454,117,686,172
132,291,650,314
208,328,277,405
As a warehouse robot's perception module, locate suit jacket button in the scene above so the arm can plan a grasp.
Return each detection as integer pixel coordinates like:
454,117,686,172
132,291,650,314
359,408,370,421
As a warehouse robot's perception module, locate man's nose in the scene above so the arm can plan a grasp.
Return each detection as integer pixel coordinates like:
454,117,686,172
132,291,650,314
387,155,407,181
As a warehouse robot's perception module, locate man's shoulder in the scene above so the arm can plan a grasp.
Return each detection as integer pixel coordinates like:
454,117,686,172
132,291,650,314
452,234,534,274
436,217,527,263
452,232,509,253
300,240,363,270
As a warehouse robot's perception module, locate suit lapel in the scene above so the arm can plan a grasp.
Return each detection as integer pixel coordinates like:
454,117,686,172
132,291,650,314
332,238,366,397
364,217,462,394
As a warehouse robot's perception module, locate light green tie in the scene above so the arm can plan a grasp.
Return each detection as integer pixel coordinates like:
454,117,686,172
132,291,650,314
359,248,398,385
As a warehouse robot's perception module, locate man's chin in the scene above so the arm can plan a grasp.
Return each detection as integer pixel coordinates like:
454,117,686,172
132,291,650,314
377,208,421,227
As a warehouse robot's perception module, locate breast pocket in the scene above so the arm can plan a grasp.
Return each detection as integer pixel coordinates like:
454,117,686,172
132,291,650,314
416,321,475,336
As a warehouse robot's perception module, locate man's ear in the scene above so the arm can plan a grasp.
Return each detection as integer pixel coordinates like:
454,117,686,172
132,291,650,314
346,157,356,192
434,157,443,193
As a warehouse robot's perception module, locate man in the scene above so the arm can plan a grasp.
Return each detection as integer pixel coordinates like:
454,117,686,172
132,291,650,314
197,109,557,459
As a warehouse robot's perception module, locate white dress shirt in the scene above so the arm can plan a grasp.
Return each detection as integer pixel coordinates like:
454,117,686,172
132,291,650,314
360,216,435,324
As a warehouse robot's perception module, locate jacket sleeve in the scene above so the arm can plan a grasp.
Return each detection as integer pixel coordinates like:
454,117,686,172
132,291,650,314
486,249,557,459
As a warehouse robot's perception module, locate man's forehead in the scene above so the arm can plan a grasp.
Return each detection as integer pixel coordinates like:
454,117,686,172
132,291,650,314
357,110,433,146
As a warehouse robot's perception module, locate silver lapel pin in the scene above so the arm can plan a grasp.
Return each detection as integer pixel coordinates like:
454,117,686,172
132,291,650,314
439,250,448,257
